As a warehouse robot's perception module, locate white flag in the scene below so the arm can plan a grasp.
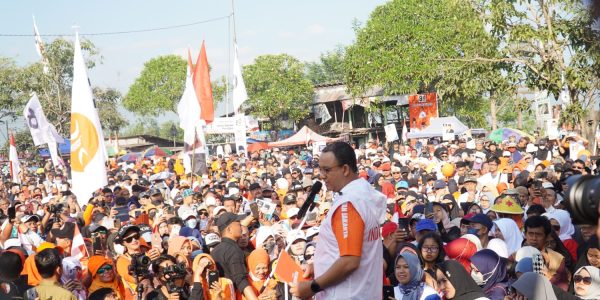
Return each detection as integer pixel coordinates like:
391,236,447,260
232,43,248,113
9,134,21,184
402,121,408,143
32,16,49,74
23,93,64,146
177,53,201,146
70,33,107,207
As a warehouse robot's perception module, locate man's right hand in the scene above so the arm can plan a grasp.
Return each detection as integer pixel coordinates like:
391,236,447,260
395,229,409,242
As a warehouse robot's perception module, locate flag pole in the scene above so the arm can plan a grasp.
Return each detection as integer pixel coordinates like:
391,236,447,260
190,127,198,179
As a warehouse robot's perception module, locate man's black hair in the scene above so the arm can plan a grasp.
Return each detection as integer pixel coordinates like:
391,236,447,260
34,248,62,279
321,142,358,173
524,215,552,236
167,216,184,227
487,156,501,165
0,251,23,282
525,204,546,216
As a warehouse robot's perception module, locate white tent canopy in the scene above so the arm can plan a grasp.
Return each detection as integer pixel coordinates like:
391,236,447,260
406,116,469,139
268,126,339,147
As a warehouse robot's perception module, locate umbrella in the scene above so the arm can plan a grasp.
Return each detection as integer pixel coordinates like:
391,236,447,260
118,152,142,162
149,171,173,181
247,142,269,153
488,128,534,143
143,146,173,157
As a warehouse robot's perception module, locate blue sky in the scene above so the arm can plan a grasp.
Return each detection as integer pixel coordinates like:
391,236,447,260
0,0,388,142
0,1,387,92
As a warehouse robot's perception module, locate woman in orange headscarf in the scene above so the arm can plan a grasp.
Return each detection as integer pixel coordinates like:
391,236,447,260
192,253,235,300
87,255,126,299
245,249,278,300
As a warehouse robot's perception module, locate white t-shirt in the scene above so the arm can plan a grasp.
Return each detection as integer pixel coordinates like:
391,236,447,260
478,172,508,187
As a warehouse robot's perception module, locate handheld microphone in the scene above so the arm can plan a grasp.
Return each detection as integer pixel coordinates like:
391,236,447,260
297,181,322,219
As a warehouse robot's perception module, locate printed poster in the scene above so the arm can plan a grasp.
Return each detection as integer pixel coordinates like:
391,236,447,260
408,92,438,130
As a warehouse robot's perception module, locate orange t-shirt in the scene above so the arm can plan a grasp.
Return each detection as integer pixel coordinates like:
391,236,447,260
331,202,364,257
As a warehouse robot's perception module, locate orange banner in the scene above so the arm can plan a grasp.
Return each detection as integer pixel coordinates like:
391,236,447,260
408,92,438,130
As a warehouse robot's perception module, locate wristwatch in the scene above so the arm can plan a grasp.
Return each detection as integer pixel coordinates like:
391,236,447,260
310,280,322,294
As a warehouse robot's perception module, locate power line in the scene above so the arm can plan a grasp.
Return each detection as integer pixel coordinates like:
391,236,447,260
0,14,232,37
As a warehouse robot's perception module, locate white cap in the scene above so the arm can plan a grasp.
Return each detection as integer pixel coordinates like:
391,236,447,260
525,144,538,153
515,246,541,262
228,188,240,196
502,151,511,157
250,167,258,174
179,210,197,221
255,226,274,248
306,226,320,239
276,178,289,190
212,206,226,216
286,229,306,245
205,233,221,247
204,197,217,207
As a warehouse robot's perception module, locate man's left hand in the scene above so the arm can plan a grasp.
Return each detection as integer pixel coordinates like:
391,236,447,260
290,281,314,299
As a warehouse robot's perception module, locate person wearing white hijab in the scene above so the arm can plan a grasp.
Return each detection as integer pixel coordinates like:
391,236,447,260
486,238,508,259
574,266,600,299
492,218,523,257
543,209,578,261
511,272,557,300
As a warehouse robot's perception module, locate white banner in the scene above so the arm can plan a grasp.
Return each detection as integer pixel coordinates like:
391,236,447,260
23,93,64,146
70,33,108,206
384,123,399,142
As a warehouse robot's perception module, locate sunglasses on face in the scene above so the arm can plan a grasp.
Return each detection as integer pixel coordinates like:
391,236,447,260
97,265,113,274
304,253,314,261
199,211,209,216
123,234,140,243
574,275,592,285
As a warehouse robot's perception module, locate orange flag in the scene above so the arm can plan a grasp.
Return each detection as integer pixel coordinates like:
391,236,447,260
192,41,214,124
274,251,307,284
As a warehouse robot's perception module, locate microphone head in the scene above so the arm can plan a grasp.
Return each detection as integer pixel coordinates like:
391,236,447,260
311,181,323,194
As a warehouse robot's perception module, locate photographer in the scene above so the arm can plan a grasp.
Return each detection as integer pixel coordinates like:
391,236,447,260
147,254,203,300
115,225,161,299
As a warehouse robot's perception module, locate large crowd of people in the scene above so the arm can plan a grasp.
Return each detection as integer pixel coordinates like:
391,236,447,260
0,132,598,300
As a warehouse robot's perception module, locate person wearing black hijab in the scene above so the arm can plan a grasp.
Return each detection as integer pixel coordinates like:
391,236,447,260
436,260,489,300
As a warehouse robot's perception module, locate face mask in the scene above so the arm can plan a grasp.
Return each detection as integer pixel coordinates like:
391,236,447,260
36,210,45,218
151,199,162,206
539,145,546,150
471,269,485,285
467,228,480,237
186,219,198,228
69,213,78,218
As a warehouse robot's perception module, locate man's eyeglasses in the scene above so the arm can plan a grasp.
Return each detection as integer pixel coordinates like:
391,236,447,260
123,234,140,243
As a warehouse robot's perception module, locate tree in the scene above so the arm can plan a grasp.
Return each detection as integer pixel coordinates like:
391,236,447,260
476,0,600,137
306,46,346,85
0,58,25,123
212,75,227,105
159,120,184,141
123,55,186,116
93,87,129,136
3,38,100,135
123,118,160,137
243,54,314,130
344,0,512,129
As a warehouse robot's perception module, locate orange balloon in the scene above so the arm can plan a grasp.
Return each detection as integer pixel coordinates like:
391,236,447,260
441,163,455,177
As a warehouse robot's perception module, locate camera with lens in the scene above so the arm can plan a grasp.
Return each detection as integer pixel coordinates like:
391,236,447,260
566,174,600,225
48,203,63,215
161,263,187,293
128,254,151,278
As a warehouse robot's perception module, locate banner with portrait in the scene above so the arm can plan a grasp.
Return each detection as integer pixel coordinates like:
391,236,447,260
408,92,438,131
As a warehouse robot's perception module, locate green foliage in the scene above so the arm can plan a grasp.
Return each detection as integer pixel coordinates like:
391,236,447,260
123,55,186,116
244,54,314,129
306,46,346,85
93,87,129,136
344,0,505,128
159,120,184,141
212,76,227,104
4,38,100,135
484,0,600,116
0,58,25,122
123,118,160,137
